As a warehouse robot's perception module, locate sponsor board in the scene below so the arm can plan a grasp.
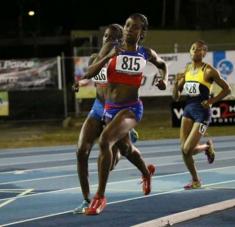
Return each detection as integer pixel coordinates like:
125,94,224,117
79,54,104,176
171,100,235,127
74,51,235,98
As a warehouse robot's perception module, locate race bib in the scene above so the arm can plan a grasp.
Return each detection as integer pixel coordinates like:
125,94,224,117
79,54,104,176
199,123,208,135
115,55,146,74
92,67,107,83
183,82,200,96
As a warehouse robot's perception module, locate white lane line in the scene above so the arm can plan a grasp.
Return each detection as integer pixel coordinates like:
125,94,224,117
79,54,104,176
0,188,185,227
0,174,77,185
203,180,235,187
0,189,31,191
2,179,235,227
0,164,235,186
1,145,235,175
0,146,76,154
0,167,134,185
0,167,235,203
1,144,235,169
132,198,235,227
209,186,235,189
0,135,234,154
0,153,74,167
0,164,76,175
0,189,33,209
0,150,176,167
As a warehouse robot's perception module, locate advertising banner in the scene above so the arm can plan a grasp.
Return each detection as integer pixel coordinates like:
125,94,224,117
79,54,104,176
171,100,235,127
74,50,235,98
0,58,59,91
0,91,9,116
211,51,235,100
74,57,96,99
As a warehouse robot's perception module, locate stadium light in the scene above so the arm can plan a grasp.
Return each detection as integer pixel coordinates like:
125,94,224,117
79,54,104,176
28,10,35,16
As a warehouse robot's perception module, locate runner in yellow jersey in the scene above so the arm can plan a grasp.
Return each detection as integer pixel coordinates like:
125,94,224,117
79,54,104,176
173,40,231,189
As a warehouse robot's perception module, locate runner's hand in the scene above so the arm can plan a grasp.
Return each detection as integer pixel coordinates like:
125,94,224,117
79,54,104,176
107,46,123,59
155,79,166,90
72,82,79,92
201,100,212,109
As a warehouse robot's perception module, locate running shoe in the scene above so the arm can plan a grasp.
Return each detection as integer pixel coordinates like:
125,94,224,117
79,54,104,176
73,200,90,214
205,139,215,164
141,164,156,195
129,128,139,143
184,180,201,190
85,194,107,215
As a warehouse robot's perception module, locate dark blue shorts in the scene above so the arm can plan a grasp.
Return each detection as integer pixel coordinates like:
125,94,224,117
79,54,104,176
104,99,143,122
183,102,211,126
88,99,104,121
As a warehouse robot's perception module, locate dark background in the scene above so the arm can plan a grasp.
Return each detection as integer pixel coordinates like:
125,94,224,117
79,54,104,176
0,0,234,58
1,0,235,38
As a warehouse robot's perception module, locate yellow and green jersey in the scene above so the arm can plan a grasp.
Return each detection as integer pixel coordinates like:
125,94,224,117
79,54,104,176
183,63,212,103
